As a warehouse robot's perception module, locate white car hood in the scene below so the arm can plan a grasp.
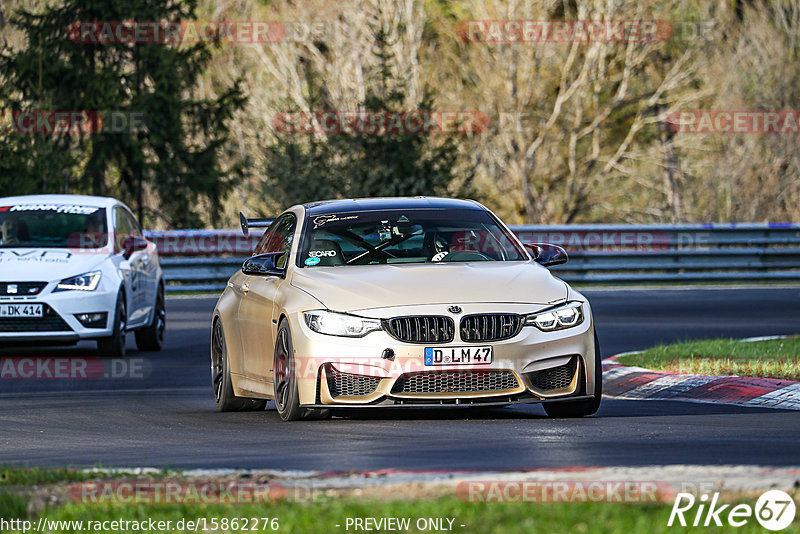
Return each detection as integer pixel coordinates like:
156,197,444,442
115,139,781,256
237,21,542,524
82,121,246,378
290,261,568,313
0,248,109,282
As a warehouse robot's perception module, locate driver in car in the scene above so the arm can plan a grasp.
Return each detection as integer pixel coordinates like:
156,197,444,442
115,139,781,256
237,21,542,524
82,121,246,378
82,211,106,249
1,219,22,246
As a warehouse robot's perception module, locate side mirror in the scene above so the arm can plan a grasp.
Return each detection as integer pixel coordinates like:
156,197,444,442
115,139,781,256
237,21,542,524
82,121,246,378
524,243,568,267
122,235,148,260
242,252,286,277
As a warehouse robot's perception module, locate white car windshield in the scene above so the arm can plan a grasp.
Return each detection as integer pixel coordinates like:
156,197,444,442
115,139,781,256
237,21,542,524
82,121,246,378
300,208,526,267
0,204,108,248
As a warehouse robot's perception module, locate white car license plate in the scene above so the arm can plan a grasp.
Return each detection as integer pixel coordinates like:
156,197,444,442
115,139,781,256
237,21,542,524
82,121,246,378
0,303,43,318
424,346,493,365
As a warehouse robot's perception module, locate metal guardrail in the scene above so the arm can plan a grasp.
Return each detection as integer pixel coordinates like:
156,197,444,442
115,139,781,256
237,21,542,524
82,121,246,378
147,223,800,292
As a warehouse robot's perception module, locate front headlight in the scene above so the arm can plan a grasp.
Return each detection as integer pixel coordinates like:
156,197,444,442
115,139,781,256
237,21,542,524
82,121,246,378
304,310,383,337
524,301,584,332
54,271,102,292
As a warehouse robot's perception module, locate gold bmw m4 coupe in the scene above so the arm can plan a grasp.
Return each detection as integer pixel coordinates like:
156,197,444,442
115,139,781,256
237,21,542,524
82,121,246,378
211,197,601,421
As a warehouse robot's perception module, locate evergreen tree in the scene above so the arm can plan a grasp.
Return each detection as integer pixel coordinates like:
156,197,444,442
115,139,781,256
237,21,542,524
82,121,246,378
0,0,246,227
262,26,462,209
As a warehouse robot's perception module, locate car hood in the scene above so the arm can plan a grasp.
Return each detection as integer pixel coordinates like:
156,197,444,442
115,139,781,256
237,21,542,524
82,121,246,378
0,248,109,282
290,262,568,313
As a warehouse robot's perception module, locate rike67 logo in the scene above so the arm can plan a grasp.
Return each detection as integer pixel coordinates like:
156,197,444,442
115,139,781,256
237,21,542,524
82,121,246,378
668,490,796,531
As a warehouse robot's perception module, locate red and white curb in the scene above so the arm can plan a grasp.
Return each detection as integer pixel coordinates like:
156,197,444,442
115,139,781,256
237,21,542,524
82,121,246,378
85,466,800,494
603,337,800,410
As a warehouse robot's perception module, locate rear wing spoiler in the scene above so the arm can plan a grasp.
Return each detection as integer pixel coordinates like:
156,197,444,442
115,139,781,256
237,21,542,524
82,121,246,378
239,212,273,237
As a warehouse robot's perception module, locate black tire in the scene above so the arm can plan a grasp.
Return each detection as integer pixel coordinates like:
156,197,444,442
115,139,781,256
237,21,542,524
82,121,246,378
543,332,603,418
97,291,127,358
135,284,166,351
273,319,330,421
211,319,267,412
273,320,303,421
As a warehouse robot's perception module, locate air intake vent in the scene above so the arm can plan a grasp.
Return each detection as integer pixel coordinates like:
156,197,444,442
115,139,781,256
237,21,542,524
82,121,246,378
0,304,71,332
391,370,519,395
385,316,455,344
325,365,382,397
526,357,578,391
460,314,522,342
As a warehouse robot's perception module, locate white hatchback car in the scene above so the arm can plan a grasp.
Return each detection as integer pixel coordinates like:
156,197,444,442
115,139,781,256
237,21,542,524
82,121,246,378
0,194,165,356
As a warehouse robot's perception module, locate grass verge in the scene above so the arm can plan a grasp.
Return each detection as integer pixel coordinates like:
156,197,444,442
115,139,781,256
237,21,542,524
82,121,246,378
0,466,173,488
616,337,800,380
1,466,799,533
0,467,100,488
3,494,800,534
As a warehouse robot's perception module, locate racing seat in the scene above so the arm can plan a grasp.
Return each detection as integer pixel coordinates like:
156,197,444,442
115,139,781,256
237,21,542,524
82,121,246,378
308,239,345,266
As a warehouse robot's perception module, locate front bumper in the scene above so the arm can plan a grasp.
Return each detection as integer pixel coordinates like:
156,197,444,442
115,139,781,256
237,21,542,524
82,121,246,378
288,302,597,407
301,394,597,409
0,282,118,344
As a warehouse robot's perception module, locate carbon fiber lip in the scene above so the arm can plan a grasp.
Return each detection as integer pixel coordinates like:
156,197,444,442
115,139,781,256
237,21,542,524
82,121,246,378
301,394,595,409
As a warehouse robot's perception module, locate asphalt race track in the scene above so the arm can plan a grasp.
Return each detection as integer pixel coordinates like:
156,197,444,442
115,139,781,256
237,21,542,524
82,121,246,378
1,287,799,470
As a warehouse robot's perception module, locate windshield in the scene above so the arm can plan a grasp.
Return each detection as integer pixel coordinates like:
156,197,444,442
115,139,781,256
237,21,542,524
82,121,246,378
0,204,108,248
299,208,526,267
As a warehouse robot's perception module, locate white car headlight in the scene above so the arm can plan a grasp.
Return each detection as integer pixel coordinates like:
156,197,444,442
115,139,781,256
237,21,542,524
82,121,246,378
524,301,584,332
54,271,101,292
304,310,383,337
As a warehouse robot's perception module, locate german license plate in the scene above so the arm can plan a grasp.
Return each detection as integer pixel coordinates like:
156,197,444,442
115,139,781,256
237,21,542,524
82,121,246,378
424,346,493,365
0,303,43,318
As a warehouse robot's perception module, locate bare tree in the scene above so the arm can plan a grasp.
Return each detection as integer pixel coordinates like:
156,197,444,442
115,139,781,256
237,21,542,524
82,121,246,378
195,0,799,225
431,0,709,223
